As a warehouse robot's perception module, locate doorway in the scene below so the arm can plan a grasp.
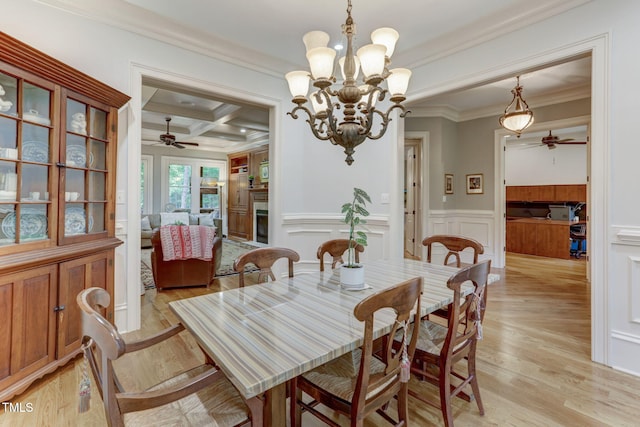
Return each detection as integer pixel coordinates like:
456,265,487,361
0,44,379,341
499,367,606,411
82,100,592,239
404,138,421,259
498,116,591,281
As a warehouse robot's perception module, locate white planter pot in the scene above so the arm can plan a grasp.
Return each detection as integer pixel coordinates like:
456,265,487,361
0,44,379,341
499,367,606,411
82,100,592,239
340,264,365,287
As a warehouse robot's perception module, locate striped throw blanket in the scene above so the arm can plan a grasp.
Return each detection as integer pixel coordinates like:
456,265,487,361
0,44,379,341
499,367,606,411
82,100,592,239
159,225,215,261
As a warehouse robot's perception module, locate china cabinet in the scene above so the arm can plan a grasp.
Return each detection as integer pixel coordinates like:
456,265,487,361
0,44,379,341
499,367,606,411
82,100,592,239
0,32,129,401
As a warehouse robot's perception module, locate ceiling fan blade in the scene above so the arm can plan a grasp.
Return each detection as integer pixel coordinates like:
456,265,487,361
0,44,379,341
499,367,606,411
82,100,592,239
556,141,587,144
172,142,186,149
174,141,199,146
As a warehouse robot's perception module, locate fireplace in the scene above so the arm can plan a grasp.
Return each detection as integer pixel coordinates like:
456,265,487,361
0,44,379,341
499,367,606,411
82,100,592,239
256,209,268,244
251,189,268,244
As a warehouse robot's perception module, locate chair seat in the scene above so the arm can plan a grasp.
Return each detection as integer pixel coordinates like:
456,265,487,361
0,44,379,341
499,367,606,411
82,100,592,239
124,364,250,427
395,320,448,356
301,349,391,402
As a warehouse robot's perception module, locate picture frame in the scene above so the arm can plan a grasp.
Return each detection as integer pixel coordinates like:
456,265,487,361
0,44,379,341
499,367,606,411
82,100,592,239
466,173,483,194
259,161,269,183
444,174,454,194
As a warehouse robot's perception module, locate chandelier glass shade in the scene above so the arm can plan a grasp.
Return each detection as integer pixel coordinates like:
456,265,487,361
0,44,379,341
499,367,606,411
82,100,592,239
285,0,411,165
499,76,534,136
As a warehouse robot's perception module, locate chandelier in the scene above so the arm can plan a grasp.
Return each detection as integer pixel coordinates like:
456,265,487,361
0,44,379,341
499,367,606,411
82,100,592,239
499,76,534,137
285,0,411,165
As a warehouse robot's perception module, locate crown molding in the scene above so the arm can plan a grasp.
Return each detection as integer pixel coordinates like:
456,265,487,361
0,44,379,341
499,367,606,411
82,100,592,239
394,0,592,69
37,0,591,84
35,0,298,78
410,84,590,122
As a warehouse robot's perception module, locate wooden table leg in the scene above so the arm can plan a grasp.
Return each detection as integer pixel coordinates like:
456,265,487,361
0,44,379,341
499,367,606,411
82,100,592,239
264,382,287,427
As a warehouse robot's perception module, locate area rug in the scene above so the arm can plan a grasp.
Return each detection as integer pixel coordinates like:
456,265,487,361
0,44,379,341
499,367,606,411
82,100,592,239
140,239,260,289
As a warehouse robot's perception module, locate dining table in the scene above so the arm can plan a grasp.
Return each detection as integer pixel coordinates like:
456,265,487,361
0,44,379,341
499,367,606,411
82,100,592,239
169,258,500,426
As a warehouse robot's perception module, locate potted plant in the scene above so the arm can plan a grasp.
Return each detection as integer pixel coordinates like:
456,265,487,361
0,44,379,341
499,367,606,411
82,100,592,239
248,175,255,188
340,187,370,287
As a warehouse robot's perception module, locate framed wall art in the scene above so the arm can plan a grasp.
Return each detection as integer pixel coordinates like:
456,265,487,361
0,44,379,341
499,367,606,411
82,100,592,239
466,173,483,194
444,174,454,194
259,160,269,183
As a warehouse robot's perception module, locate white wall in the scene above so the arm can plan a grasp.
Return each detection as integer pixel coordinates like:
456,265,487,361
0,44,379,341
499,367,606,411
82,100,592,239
6,0,640,376
506,144,587,185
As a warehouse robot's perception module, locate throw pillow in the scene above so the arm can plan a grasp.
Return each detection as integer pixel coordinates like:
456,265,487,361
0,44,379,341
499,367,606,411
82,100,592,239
199,212,215,227
160,212,190,226
141,216,151,230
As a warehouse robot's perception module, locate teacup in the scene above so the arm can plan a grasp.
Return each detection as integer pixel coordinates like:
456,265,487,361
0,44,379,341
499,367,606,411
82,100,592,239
29,191,40,200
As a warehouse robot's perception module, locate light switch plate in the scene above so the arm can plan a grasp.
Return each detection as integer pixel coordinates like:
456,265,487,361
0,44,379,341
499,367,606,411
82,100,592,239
380,193,390,204
116,190,125,204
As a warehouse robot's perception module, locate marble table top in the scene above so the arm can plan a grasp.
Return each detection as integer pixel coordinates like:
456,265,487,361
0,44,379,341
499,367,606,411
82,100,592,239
169,258,499,399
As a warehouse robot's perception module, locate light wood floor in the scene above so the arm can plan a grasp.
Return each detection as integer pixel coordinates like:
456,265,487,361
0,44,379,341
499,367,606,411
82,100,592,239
2,253,640,426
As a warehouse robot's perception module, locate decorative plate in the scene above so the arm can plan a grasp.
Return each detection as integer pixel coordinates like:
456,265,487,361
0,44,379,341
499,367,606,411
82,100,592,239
1,209,48,239
66,144,86,167
23,113,51,126
65,206,94,235
22,141,49,163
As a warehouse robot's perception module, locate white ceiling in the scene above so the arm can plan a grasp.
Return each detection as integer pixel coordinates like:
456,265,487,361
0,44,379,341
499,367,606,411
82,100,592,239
40,0,592,152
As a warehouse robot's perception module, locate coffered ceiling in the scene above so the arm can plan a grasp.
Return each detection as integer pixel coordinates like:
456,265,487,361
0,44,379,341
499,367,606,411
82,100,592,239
39,0,592,152
140,78,269,152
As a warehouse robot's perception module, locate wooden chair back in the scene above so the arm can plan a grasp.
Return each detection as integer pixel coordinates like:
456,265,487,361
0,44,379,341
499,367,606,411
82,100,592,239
422,235,484,267
351,276,423,422
233,247,300,287
408,260,491,427
316,239,365,271
78,287,254,427
443,260,491,361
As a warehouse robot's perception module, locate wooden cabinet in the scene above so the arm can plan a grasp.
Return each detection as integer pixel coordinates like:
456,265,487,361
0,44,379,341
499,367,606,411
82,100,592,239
506,184,586,202
57,251,113,359
506,221,535,255
554,184,586,202
535,223,571,259
0,265,57,395
0,33,127,401
506,219,572,259
228,160,249,239
227,148,267,240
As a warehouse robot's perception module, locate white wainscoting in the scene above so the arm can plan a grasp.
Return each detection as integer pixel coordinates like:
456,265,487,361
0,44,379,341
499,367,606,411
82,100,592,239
280,209,498,275
610,226,640,376
280,214,391,275
426,210,496,265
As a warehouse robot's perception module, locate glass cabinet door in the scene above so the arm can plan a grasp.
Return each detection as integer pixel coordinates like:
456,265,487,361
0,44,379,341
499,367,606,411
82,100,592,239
0,71,53,247
61,97,110,241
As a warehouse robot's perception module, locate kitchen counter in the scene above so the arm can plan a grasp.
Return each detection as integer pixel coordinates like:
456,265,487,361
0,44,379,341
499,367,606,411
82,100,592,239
506,218,585,259
507,217,585,226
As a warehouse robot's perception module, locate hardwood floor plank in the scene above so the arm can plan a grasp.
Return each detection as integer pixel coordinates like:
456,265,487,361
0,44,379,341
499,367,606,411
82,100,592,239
1,254,640,426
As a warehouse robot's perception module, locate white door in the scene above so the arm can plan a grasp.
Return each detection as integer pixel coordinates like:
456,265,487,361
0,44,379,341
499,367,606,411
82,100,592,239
404,140,420,258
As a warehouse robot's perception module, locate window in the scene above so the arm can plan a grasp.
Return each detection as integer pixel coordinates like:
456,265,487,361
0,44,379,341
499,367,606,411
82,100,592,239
160,156,226,214
168,163,192,210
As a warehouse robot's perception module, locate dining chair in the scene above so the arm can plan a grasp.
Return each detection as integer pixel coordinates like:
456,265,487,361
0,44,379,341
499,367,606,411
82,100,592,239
422,235,484,322
317,239,365,271
405,260,491,427
290,276,423,427
77,287,262,427
233,246,300,287
422,235,484,267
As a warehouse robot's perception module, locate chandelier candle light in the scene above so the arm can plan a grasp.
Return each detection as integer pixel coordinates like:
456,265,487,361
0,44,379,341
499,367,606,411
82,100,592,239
499,76,534,137
285,0,411,165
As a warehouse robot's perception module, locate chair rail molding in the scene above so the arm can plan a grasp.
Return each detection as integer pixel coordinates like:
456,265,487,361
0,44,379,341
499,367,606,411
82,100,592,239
281,214,391,269
427,209,495,265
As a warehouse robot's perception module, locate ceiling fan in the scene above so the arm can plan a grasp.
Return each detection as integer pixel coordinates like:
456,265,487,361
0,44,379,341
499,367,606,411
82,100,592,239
540,130,587,149
159,117,199,149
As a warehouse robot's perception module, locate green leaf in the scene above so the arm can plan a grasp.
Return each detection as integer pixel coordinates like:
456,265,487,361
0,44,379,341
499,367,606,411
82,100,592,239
355,206,369,217
354,187,371,203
